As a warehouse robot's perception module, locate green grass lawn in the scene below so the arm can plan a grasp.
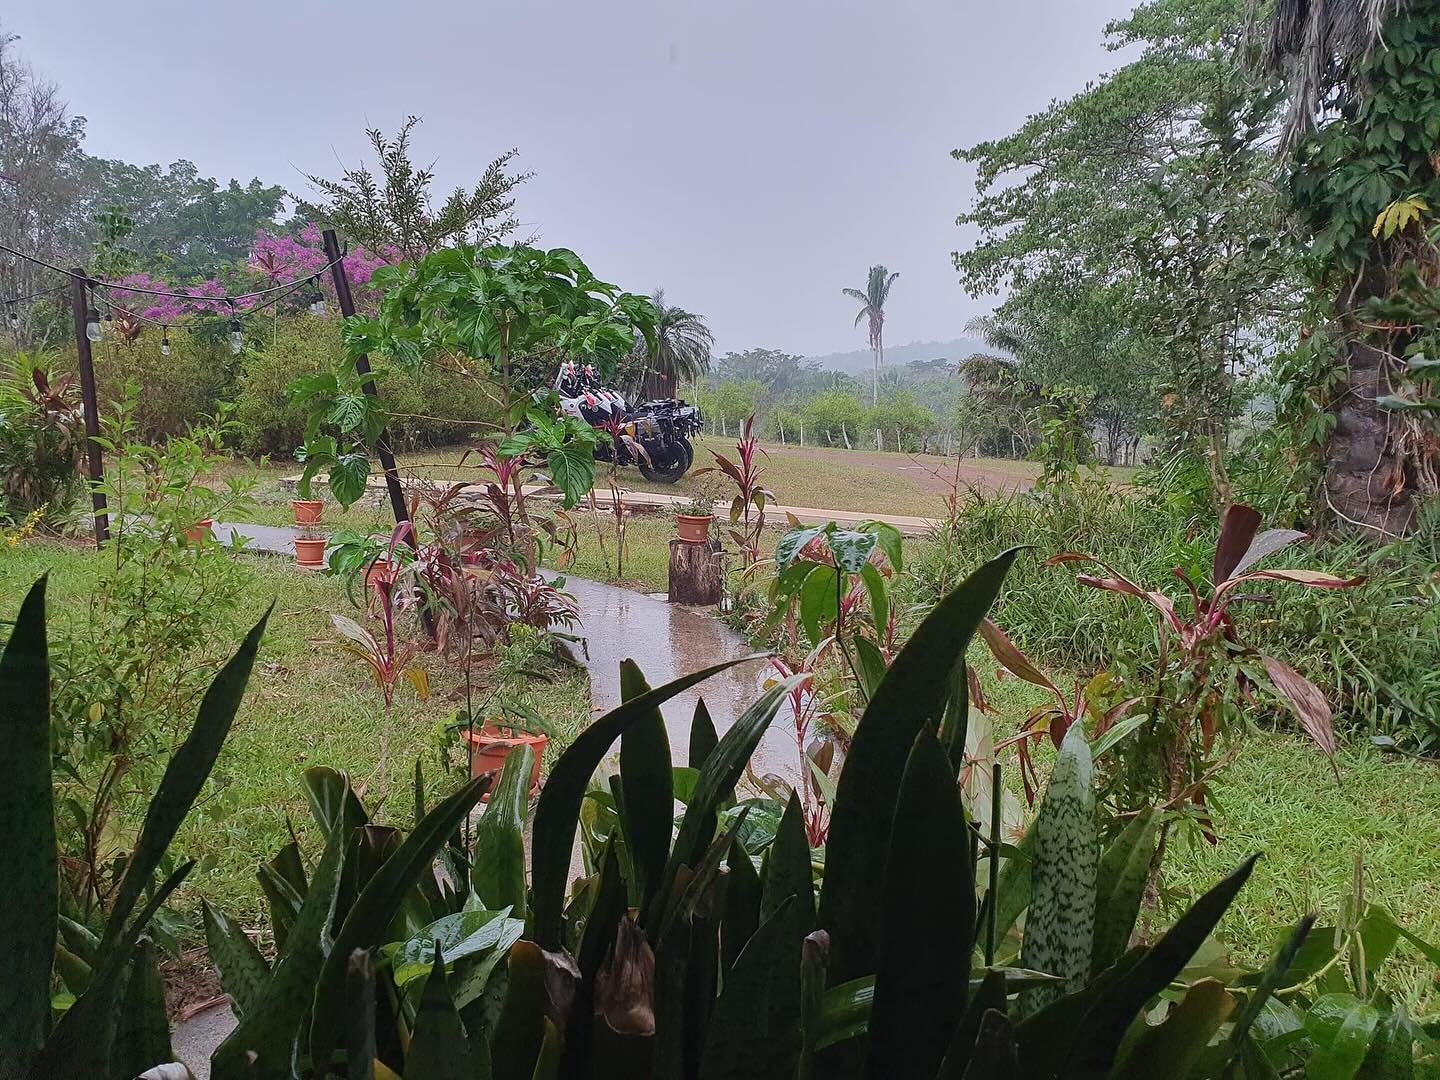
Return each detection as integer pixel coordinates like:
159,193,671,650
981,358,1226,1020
0,541,592,926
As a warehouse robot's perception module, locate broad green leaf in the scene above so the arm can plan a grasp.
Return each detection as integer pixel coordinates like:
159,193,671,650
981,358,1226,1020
776,524,828,571
202,902,270,1019
698,897,802,1080
1357,999,1414,1079
819,548,1019,984
857,520,903,573
859,562,889,637
102,605,273,967
1222,916,1315,1065
761,792,815,930
1305,995,1380,1080
0,576,54,1079
329,452,371,508
799,565,839,646
619,661,674,910
1019,722,1096,1017
390,909,524,988
472,746,534,918
546,445,595,508
405,946,488,1079
850,635,887,703
1092,809,1160,971
1112,979,1234,1079
531,656,767,950
867,731,974,1078
309,776,491,1075
825,528,877,572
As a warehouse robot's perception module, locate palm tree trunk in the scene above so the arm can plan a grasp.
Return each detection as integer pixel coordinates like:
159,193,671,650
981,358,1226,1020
1324,341,1420,536
872,346,879,405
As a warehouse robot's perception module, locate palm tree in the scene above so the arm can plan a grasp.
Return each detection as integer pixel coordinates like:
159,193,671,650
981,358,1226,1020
843,265,900,404
636,288,713,399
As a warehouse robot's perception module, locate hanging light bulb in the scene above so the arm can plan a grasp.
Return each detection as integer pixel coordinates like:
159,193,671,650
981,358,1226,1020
160,326,172,357
229,318,244,355
85,305,103,342
308,277,327,317
6,305,18,330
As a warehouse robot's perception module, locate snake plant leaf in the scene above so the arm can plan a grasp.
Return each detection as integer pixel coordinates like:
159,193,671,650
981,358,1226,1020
960,1010,1019,1079
937,656,969,777
761,791,814,931
212,819,347,1079
722,838,761,970
1091,808,1160,972
651,678,799,928
1112,978,1235,1080
304,766,370,840
531,1017,562,1080
309,775,491,1076
111,940,174,1080
689,698,718,770
473,745,534,918
346,950,378,1080
258,854,305,953
490,942,549,1080
1018,722,1096,1018
867,730,974,1079
1023,853,1261,1078
577,844,628,985
798,931,830,1079
937,970,1006,1079
37,859,193,1079
202,901,270,1019
531,655,768,950
0,575,54,1079
698,896,803,1080
405,945,488,1080
620,661,674,911
53,944,92,995
101,604,273,967
820,548,1019,984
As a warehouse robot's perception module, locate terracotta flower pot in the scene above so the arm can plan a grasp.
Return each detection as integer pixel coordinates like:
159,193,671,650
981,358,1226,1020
365,557,391,591
292,499,324,526
294,536,328,568
185,519,214,544
462,726,547,799
676,514,713,544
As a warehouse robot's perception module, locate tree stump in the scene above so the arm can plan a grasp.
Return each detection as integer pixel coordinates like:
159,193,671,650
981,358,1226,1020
669,538,723,606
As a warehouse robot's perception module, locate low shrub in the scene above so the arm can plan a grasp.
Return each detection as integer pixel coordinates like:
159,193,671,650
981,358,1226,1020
906,479,1440,750
0,352,85,524
89,332,232,440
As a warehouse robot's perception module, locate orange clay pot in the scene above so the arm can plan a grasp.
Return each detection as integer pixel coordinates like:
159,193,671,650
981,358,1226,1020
294,536,328,568
676,514,713,544
292,499,324,526
463,726,547,799
185,519,213,543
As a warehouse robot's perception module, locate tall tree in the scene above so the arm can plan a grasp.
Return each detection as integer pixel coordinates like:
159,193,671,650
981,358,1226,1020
1264,0,1439,535
843,264,900,404
300,116,529,261
635,287,713,397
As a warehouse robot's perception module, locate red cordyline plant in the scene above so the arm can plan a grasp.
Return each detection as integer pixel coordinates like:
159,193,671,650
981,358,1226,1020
1036,504,1363,830
762,643,844,846
698,415,773,567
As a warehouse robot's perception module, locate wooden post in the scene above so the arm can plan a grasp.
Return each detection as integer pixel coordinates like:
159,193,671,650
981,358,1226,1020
69,272,108,543
321,229,412,533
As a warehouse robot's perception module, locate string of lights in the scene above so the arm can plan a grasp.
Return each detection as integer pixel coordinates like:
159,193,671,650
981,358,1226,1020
0,239,345,304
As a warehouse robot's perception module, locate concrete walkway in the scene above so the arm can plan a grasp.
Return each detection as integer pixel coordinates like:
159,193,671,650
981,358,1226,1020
281,473,941,536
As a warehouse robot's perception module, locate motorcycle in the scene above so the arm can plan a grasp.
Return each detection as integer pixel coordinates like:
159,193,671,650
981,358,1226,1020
551,361,703,483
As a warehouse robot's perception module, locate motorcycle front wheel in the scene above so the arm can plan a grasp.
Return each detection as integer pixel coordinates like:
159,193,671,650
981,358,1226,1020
638,437,692,483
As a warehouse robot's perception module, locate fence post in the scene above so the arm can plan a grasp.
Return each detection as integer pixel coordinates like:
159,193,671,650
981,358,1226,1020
321,229,412,534
69,271,109,544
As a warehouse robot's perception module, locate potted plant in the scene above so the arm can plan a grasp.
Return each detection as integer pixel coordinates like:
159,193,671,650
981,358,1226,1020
184,519,214,543
291,462,327,526
294,523,327,568
461,703,551,798
675,482,718,544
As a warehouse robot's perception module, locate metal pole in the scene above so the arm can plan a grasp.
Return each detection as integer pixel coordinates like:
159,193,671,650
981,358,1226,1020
320,229,412,532
69,271,109,543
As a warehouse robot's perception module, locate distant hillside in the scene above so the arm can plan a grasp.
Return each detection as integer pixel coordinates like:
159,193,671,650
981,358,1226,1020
805,337,991,375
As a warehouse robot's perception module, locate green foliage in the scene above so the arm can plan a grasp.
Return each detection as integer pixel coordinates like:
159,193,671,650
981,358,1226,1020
90,332,232,441
497,406,601,509
0,575,268,1078
0,353,84,524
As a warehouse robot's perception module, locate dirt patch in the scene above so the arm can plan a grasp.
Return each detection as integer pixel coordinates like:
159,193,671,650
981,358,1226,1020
163,947,226,1021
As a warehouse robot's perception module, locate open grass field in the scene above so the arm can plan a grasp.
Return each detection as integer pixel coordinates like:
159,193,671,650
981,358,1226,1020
0,542,592,925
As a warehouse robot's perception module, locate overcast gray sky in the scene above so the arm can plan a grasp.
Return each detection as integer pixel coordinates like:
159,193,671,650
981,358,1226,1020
7,0,1135,356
